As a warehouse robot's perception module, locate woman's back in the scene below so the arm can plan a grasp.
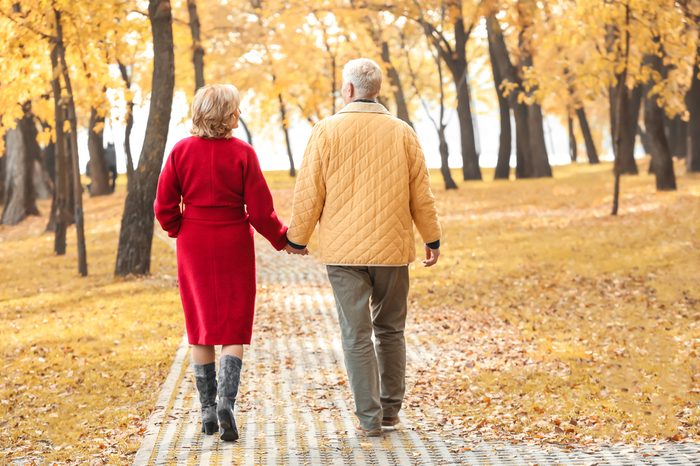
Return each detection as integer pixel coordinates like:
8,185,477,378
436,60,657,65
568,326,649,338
170,136,249,208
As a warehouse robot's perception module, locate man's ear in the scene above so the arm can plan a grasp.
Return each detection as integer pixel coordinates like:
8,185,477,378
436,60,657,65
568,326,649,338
347,82,354,99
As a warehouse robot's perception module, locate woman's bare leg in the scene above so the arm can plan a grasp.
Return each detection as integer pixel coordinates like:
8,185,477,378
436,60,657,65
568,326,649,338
192,345,216,364
221,344,244,359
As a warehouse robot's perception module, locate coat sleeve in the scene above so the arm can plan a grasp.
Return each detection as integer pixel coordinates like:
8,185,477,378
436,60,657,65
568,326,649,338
287,123,327,247
154,152,183,238
244,148,289,250
405,127,441,245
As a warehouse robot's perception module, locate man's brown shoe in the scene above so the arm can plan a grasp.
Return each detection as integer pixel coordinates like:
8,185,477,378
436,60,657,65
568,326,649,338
382,416,400,427
356,424,382,437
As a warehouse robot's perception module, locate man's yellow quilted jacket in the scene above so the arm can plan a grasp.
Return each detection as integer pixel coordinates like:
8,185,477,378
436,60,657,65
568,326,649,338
287,101,441,266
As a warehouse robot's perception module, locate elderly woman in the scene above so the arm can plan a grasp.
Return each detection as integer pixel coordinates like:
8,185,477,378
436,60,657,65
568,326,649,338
154,84,303,441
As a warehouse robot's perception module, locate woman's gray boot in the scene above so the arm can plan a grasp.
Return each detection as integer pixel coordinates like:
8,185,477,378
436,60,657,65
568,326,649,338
193,362,218,435
217,355,242,442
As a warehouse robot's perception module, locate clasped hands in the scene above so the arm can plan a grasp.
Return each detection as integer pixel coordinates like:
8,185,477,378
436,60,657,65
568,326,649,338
283,244,309,256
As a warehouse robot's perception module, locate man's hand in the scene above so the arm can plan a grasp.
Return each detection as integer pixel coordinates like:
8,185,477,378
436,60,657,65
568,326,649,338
284,244,309,255
422,245,440,267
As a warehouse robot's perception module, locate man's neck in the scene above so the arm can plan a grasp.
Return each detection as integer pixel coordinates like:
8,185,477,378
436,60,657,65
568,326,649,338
353,98,377,104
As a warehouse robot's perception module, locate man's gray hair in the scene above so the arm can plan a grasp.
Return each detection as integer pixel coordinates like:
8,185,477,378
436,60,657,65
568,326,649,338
342,58,382,98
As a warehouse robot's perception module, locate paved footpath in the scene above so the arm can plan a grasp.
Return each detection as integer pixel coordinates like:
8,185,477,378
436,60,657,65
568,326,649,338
135,234,700,465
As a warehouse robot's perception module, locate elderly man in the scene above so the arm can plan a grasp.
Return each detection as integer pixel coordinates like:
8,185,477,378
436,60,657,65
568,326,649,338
287,58,441,437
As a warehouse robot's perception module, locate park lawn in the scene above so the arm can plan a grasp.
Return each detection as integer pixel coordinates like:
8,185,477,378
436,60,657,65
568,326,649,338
407,160,700,445
0,181,183,464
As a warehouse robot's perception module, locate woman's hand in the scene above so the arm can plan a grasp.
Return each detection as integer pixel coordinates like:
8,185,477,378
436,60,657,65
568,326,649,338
284,244,309,255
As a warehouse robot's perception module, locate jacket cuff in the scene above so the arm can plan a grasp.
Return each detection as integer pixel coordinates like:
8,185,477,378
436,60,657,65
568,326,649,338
287,239,307,250
426,239,440,250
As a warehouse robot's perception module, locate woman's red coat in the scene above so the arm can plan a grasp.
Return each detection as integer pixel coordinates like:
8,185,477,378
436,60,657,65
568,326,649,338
154,136,288,345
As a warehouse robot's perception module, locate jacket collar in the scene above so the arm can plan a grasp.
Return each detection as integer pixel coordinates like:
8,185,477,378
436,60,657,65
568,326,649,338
337,101,391,115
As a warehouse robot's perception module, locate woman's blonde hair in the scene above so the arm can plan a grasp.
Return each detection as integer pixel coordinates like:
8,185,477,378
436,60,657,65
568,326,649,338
190,84,241,139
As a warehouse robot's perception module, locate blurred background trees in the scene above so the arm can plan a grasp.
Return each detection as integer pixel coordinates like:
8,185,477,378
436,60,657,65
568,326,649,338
0,0,698,274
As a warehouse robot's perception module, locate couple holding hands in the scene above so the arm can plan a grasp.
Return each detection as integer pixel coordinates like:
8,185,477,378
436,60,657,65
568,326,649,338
154,58,441,442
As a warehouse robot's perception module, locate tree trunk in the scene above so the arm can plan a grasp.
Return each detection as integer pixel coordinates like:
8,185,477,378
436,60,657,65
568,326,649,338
526,104,552,176
43,139,57,230
55,9,88,276
19,104,45,205
87,107,111,196
380,40,413,128
32,158,53,200
438,126,457,190
1,103,43,225
187,0,205,92
423,15,480,181
521,51,551,178
277,93,296,177
448,61,481,181
486,14,533,179
1,127,36,225
0,151,4,202
488,28,511,180
118,62,135,181
643,51,676,190
665,115,687,158
611,3,631,216
568,115,577,162
644,104,676,189
328,48,337,115
576,107,599,164
637,125,655,174
687,59,700,172
115,0,175,276
609,84,641,174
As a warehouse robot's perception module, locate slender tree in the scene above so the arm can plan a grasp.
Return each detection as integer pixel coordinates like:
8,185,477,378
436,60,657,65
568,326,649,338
606,20,640,175
612,1,631,216
576,107,599,164
115,0,175,276
187,0,205,92
54,9,88,275
277,90,296,177
47,39,70,252
405,30,457,190
118,62,136,182
380,39,413,128
412,0,481,180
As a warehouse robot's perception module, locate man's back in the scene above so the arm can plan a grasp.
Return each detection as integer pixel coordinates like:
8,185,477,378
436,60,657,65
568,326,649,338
288,101,440,266
287,58,441,437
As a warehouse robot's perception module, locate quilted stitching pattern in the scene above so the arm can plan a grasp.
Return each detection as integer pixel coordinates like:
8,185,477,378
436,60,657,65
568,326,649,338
288,102,441,266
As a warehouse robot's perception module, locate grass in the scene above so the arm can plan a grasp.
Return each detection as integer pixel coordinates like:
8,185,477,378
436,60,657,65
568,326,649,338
1,158,698,463
0,182,183,463
407,160,700,444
